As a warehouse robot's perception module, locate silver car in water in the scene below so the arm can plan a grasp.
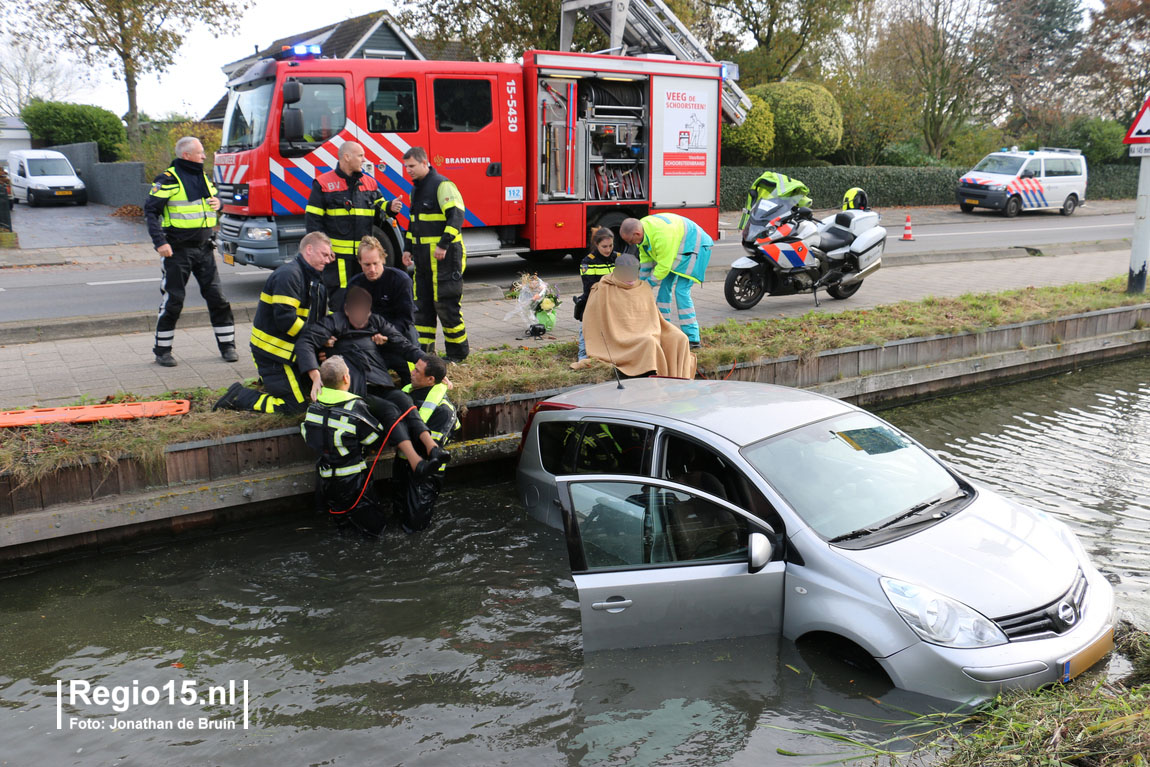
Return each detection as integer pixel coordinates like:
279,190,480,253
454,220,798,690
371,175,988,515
515,378,1115,703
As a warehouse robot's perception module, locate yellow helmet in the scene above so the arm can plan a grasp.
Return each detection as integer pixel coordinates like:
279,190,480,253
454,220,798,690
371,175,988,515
842,187,869,210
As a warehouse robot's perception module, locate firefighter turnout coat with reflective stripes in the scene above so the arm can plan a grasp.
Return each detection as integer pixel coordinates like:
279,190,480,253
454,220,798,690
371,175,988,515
305,167,387,279
250,255,328,365
401,383,459,442
144,159,218,247
295,311,426,392
300,387,383,484
406,167,466,300
636,213,711,283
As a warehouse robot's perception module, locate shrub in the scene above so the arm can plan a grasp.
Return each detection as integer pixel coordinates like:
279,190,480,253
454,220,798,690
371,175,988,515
19,101,126,161
128,120,224,179
721,95,775,166
1048,116,1130,167
828,79,916,166
748,82,842,164
944,124,1010,168
880,140,946,168
1089,165,1139,200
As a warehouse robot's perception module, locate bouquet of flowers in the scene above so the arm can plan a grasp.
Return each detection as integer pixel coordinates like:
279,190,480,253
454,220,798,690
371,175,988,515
506,273,562,333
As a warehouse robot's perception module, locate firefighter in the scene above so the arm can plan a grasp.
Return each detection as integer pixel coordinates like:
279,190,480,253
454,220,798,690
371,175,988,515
394,355,459,532
300,355,446,538
738,171,813,230
305,140,391,311
145,136,236,367
213,231,334,413
619,214,712,349
395,146,469,362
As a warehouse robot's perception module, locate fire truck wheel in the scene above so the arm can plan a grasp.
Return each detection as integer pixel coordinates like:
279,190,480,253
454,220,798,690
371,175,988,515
372,226,401,264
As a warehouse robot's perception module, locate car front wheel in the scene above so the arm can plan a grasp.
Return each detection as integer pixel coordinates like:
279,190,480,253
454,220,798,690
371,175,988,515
1060,195,1077,216
1003,195,1022,218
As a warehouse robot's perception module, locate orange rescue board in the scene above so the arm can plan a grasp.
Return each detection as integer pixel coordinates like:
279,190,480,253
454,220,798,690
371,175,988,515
0,400,191,427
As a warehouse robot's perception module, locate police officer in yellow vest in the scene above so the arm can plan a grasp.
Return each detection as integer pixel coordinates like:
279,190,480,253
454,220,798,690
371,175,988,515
144,136,236,367
396,147,469,362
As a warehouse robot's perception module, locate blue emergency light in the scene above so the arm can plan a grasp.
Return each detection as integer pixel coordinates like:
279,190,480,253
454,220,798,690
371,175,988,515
277,44,322,60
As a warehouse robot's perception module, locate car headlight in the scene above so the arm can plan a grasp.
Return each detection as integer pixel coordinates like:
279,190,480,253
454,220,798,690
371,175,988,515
75,181,85,189
245,227,273,241
881,577,1006,648
988,184,1007,191
30,181,48,190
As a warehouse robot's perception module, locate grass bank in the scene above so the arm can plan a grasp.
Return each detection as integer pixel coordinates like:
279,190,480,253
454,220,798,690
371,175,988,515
2,276,1148,485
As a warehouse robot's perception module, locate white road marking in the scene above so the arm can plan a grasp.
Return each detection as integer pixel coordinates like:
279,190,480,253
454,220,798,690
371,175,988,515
910,223,1127,238
85,277,161,286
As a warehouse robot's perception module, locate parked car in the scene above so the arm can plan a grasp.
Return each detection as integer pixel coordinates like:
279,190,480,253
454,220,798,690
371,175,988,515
955,146,1086,217
7,149,87,206
516,378,1115,703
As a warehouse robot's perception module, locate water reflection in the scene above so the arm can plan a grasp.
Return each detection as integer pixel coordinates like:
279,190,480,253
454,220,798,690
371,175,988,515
885,358,1150,627
0,486,943,766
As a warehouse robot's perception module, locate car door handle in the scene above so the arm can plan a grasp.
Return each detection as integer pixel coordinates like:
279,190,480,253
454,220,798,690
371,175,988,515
591,598,632,612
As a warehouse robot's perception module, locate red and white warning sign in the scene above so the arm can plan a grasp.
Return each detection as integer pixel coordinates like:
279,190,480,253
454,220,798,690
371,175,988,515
1124,95,1150,144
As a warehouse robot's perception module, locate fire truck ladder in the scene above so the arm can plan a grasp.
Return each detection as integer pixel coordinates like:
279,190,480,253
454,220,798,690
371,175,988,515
558,0,752,125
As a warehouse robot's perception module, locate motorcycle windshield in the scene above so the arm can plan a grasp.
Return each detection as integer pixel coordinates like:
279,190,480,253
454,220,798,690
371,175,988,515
743,197,800,243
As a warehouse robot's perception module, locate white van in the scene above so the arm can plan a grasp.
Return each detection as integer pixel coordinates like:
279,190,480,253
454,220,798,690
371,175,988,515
956,146,1086,218
8,149,87,206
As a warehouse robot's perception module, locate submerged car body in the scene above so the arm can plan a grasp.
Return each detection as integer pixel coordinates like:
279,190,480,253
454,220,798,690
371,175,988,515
516,378,1115,703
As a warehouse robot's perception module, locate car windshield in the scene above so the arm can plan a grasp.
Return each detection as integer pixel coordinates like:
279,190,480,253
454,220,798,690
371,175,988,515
741,411,960,541
27,158,74,176
972,154,1025,175
222,80,274,150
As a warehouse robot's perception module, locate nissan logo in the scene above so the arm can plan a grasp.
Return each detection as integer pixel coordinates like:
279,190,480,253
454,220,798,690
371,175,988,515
1057,601,1077,626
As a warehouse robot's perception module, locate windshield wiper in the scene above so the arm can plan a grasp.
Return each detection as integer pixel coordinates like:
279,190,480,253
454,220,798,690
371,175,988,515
828,489,969,543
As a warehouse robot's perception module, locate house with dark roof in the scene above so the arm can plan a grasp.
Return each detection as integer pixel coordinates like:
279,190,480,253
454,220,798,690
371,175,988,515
202,11,427,123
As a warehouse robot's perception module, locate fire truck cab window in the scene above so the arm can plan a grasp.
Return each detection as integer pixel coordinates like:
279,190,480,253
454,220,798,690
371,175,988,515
366,78,418,133
294,82,346,143
433,79,492,133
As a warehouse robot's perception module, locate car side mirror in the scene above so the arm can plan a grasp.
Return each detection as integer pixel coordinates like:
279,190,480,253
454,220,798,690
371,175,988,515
75,170,82,178
281,107,304,142
282,79,301,105
1021,170,1034,179
749,532,774,573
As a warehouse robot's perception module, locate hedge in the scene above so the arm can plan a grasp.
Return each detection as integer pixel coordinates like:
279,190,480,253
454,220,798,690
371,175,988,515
719,165,1140,211
20,101,126,162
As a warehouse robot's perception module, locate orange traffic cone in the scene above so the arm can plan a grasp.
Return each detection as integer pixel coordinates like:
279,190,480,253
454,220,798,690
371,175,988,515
901,214,915,241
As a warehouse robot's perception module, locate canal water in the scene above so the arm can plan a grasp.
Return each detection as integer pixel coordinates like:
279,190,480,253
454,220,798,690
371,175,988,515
2,358,1148,766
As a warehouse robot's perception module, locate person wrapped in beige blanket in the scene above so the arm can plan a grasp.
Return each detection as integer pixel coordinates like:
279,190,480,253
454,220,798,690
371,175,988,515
583,253,697,379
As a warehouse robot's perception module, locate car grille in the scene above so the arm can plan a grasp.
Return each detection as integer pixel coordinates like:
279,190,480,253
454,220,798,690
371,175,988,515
219,220,242,238
995,569,1087,641
216,182,235,205
960,181,991,191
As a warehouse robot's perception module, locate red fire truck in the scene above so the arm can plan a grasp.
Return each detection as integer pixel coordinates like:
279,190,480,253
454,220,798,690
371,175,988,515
213,47,733,268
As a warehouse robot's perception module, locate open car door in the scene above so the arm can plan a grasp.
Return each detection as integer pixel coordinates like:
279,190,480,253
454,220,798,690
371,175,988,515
556,476,785,652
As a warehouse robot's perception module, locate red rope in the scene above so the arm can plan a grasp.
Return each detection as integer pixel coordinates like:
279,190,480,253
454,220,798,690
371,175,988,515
723,362,739,381
328,405,416,515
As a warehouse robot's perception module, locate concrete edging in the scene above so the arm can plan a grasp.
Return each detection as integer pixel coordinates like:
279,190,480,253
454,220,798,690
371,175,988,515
3,302,1149,561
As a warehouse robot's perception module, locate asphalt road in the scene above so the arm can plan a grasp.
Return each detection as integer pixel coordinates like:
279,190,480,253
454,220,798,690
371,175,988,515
0,205,1136,324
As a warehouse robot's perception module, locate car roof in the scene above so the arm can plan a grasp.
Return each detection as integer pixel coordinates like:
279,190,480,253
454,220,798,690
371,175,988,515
549,378,855,447
8,150,68,160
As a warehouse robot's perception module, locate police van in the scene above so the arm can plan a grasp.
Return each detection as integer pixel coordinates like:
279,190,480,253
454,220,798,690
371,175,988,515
955,146,1087,217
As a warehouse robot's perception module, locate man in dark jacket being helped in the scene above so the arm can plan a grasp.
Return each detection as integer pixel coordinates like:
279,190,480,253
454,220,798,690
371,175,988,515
300,355,447,537
295,285,449,467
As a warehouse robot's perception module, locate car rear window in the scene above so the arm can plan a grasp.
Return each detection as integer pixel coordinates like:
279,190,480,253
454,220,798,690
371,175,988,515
538,421,651,476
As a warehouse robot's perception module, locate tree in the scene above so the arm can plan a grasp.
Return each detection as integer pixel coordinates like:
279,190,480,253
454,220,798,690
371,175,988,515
704,0,857,85
721,95,775,165
827,78,916,166
0,41,80,117
14,0,251,144
750,81,842,162
1079,0,1150,124
20,101,126,160
883,0,991,158
981,0,1084,133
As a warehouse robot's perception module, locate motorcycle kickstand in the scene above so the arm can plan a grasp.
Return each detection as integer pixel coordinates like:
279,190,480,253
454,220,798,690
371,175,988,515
812,286,821,308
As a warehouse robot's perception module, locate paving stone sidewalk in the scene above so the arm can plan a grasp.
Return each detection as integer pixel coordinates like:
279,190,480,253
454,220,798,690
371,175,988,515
0,248,1135,409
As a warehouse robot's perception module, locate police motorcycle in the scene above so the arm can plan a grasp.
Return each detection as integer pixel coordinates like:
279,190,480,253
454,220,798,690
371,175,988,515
724,188,887,310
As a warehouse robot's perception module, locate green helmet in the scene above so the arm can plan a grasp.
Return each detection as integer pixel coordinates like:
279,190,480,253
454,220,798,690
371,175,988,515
842,187,869,210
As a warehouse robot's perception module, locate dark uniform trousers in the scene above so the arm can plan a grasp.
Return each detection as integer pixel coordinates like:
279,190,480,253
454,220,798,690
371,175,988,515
155,240,235,355
406,167,469,360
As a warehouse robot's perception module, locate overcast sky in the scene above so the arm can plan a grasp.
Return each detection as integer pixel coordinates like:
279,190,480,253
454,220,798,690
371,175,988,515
80,1,397,121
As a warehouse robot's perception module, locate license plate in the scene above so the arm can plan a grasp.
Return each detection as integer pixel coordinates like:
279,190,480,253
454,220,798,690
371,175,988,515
964,198,978,205
223,253,235,265
1060,627,1114,682
54,190,72,196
